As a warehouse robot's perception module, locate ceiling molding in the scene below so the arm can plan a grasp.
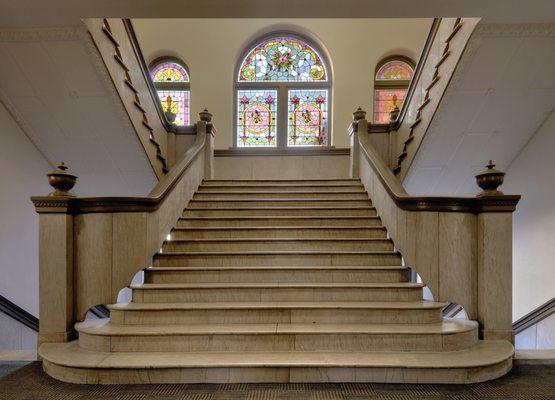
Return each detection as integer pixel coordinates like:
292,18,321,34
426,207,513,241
0,26,89,42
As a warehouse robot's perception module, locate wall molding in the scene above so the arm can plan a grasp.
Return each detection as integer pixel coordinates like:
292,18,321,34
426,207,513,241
513,297,555,334
0,294,38,332
214,148,350,157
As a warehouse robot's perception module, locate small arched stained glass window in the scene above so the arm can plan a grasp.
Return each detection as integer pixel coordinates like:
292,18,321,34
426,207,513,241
150,59,190,126
373,57,414,124
238,36,328,82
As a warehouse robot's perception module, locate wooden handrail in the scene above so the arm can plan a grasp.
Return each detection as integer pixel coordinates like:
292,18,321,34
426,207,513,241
351,120,520,213
31,122,216,214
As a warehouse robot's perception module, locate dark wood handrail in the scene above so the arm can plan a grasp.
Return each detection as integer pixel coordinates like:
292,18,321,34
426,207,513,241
31,124,211,214
370,18,442,133
513,297,555,334
353,121,520,213
0,294,39,332
122,18,195,135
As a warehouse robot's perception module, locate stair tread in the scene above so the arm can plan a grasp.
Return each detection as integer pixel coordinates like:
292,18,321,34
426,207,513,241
155,250,399,256
131,282,424,289
204,179,361,182
179,216,380,220
172,226,386,230
186,206,375,210
110,301,447,311
40,340,513,369
147,265,408,271
165,238,392,243
76,319,477,336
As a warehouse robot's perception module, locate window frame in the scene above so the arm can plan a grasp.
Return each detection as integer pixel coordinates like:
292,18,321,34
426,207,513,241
373,55,415,124
149,56,191,126
233,32,333,149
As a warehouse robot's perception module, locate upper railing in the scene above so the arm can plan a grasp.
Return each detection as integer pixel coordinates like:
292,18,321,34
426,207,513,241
31,112,215,345
367,18,480,178
349,109,520,342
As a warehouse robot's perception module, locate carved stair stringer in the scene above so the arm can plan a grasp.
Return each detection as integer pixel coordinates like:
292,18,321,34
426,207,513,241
388,18,480,179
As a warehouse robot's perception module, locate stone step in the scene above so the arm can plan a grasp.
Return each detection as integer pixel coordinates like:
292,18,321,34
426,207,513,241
144,265,409,284
197,185,366,193
188,199,372,208
153,251,402,267
193,192,370,200
109,301,446,325
182,207,377,217
130,283,424,303
176,216,382,228
76,320,478,353
40,340,514,384
170,226,388,239
161,238,394,252
202,179,362,186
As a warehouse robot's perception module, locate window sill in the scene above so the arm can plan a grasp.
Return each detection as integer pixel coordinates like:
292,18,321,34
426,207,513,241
214,147,350,157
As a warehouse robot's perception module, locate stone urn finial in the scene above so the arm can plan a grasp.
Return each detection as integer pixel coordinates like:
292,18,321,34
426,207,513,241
199,109,213,123
353,107,367,121
389,105,400,123
47,162,77,197
475,160,505,197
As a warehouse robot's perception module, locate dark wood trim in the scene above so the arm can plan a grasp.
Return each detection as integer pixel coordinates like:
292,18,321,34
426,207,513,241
513,297,555,334
113,53,129,71
31,132,207,214
356,123,520,213
214,148,350,157
172,125,198,135
445,21,463,43
0,294,39,332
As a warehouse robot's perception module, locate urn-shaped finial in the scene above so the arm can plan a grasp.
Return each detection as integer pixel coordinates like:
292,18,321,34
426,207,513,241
163,95,177,124
47,162,77,197
199,109,213,122
353,107,367,121
475,160,505,197
389,105,400,123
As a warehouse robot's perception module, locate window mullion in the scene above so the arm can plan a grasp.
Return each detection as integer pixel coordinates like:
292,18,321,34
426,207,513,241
277,85,288,148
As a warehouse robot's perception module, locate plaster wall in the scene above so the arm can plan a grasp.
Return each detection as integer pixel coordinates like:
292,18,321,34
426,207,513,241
133,18,431,149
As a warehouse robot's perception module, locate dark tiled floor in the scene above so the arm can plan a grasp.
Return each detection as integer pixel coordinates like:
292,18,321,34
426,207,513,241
0,362,554,399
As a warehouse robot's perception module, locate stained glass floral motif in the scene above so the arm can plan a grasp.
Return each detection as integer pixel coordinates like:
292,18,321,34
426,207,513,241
157,90,190,126
151,62,190,82
239,36,327,82
237,90,278,147
373,89,406,124
288,89,328,146
375,60,413,81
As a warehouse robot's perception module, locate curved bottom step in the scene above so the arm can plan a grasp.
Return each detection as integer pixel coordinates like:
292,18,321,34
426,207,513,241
40,340,513,385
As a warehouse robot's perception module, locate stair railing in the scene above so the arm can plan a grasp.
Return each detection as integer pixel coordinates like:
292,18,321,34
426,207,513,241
350,108,520,343
30,112,215,346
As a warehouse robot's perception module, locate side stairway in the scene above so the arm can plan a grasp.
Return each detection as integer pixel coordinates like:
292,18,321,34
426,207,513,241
40,179,513,384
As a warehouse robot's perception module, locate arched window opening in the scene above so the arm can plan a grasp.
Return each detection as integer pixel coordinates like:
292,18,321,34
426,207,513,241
373,57,414,124
150,58,191,126
235,34,332,148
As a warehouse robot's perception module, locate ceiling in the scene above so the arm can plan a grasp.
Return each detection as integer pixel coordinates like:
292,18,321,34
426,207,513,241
0,28,157,196
404,22,555,196
1,0,555,27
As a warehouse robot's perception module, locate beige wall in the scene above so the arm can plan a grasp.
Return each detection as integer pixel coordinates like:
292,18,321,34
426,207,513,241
133,18,431,149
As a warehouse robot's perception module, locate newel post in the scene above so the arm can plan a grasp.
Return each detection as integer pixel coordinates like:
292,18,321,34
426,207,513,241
31,163,77,346
199,109,214,180
475,161,518,343
349,107,367,179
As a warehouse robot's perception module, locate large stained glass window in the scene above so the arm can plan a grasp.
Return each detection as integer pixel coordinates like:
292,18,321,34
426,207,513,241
235,33,331,147
237,90,278,147
288,90,328,146
373,57,414,124
149,58,190,126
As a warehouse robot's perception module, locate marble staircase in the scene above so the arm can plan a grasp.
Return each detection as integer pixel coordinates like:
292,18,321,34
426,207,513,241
39,179,514,384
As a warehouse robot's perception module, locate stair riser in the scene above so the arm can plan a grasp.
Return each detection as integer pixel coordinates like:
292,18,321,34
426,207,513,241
188,200,372,208
198,186,366,193
153,253,402,267
79,330,477,353
182,209,377,217
171,228,388,239
177,218,382,228
202,180,360,186
110,308,443,325
131,287,422,303
162,240,394,252
193,192,369,200
144,269,409,284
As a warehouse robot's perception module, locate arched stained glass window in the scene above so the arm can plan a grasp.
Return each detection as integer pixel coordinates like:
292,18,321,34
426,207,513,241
235,33,332,148
373,57,414,124
149,58,190,126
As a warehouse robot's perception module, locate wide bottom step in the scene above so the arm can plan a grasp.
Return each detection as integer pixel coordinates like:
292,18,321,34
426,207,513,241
40,340,514,384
